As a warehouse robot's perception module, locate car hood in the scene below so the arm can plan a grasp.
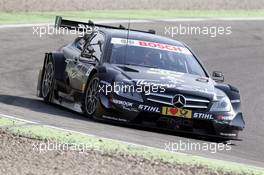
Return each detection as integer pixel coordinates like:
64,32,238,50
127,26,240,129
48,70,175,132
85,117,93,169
113,64,218,100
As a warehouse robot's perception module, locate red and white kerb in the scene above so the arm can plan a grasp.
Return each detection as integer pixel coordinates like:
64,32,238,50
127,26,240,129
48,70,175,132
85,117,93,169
111,38,192,55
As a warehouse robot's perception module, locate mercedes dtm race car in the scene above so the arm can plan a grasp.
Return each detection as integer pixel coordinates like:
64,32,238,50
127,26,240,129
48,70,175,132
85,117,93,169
37,16,245,140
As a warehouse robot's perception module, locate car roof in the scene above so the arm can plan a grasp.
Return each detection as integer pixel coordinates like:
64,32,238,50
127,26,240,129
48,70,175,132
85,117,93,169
100,28,184,47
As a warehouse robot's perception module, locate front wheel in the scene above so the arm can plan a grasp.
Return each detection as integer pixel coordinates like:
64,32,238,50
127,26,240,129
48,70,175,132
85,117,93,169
82,74,100,118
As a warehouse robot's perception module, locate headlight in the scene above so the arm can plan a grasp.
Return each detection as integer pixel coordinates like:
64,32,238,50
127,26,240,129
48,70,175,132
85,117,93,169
114,81,143,102
210,96,232,112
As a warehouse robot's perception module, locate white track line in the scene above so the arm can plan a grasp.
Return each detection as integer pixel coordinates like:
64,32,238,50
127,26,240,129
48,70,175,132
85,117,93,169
159,17,264,21
0,20,149,28
0,113,38,124
1,18,264,29
0,20,149,29
0,23,49,29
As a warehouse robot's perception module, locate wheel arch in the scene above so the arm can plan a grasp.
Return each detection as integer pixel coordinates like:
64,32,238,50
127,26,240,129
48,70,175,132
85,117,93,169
37,52,66,97
81,68,99,117
37,53,52,97
49,52,66,81
85,68,98,91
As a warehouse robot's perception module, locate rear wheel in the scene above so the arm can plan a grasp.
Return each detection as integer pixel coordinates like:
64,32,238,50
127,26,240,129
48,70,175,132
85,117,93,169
41,61,54,102
82,74,100,118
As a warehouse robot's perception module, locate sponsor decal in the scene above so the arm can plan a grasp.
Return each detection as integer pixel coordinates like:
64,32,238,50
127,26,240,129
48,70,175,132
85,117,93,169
135,79,164,87
138,105,160,113
69,69,78,79
102,115,128,122
216,115,234,121
219,132,237,137
85,65,94,76
111,38,192,55
147,68,184,77
230,99,240,103
160,76,184,83
162,107,192,119
122,106,139,112
81,84,86,92
131,78,181,92
193,113,213,120
111,99,133,107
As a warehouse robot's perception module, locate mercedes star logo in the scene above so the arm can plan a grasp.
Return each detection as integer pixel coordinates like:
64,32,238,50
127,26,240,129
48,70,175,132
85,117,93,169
172,94,186,108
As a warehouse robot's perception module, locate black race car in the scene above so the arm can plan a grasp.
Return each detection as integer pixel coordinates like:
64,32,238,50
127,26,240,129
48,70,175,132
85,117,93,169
37,16,245,140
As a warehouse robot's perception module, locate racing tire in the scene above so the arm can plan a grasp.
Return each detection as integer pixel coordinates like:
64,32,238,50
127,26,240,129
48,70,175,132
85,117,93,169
82,74,100,118
41,60,55,103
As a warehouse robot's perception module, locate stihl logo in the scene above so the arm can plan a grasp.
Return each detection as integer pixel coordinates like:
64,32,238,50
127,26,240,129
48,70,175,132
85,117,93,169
193,113,213,120
138,105,160,113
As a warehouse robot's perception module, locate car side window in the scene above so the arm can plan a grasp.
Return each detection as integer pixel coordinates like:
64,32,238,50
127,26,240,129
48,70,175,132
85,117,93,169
86,33,105,60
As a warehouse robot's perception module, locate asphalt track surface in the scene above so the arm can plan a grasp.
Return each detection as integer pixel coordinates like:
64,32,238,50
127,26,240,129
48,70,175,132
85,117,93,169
0,20,263,168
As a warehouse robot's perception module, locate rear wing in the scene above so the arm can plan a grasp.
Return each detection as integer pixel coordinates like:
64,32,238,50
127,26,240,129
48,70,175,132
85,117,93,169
54,16,155,34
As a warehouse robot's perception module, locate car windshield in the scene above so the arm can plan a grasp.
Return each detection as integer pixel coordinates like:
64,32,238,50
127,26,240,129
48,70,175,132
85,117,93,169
110,38,207,77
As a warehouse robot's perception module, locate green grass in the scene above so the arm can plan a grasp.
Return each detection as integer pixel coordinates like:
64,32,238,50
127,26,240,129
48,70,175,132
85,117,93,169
1,10,264,24
0,116,263,175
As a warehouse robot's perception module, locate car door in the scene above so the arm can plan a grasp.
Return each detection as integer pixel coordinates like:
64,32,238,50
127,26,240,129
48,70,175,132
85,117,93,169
64,37,85,91
67,32,105,92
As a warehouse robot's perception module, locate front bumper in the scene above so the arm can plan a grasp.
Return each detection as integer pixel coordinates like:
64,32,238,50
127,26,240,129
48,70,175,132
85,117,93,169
98,93,245,139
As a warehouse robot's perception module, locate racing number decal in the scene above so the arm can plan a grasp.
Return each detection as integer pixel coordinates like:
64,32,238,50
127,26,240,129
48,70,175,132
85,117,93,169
161,107,192,119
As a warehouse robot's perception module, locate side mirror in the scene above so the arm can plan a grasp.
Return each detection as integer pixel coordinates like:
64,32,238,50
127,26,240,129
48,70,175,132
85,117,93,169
81,45,95,58
212,71,224,83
